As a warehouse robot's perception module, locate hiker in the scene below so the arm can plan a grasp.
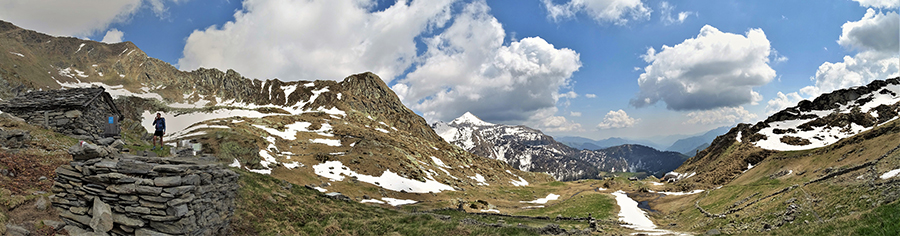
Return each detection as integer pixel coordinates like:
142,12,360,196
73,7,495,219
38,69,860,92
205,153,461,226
152,113,166,150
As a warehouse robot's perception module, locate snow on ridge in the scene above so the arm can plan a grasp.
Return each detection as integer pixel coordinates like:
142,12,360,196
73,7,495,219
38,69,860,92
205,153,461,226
313,161,455,193
449,112,494,126
9,52,24,57
753,83,900,151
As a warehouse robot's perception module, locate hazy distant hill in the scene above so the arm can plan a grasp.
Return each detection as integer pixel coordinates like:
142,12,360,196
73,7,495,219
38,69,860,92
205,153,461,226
665,126,731,155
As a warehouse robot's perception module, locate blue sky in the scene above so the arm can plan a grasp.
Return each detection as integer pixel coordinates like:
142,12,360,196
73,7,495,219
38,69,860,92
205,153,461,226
1,0,897,140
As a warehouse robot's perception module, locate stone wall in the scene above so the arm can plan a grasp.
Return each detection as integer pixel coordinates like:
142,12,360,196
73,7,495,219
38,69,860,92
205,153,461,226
52,144,239,235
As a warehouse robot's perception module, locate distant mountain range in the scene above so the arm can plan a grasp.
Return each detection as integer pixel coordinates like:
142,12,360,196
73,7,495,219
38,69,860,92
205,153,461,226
557,126,731,156
433,112,689,180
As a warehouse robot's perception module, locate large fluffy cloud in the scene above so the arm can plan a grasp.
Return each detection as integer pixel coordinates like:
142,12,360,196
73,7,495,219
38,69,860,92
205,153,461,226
684,106,757,125
542,0,651,25
799,9,899,97
632,25,776,111
178,0,455,81
0,0,141,37
838,9,899,54
392,1,582,129
596,109,638,129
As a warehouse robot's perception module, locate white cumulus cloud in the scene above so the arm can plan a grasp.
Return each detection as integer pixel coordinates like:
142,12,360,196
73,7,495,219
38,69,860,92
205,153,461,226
852,0,899,8
838,9,899,54
570,111,582,117
178,0,455,82
659,1,692,25
596,109,638,129
684,106,757,125
0,0,141,37
101,28,125,43
394,1,582,126
800,9,899,97
585,93,597,98
766,92,804,114
542,0,651,25
632,25,776,111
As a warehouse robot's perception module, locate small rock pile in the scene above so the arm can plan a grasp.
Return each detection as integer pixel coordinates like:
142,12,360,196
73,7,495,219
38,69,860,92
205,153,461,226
52,142,239,235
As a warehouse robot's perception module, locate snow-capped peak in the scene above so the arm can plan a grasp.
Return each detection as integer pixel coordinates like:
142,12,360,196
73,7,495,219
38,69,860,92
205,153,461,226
449,112,494,126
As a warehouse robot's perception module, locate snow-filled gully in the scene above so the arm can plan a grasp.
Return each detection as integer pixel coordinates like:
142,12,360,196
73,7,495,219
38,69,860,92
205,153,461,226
612,190,690,235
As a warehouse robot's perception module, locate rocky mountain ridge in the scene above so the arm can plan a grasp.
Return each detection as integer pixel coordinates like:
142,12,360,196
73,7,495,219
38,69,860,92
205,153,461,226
670,77,900,187
0,20,553,202
433,112,688,180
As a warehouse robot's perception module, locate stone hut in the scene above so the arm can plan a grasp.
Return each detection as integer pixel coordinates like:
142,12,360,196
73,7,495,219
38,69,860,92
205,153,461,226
0,87,123,141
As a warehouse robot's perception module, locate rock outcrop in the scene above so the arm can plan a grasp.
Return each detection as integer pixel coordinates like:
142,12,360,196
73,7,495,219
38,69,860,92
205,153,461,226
52,143,239,235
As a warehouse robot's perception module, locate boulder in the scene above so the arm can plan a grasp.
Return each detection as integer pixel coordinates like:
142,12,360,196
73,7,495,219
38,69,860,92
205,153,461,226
108,139,126,150
89,197,114,233
34,196,49,210
68,143,109,160
97,137,115,146
5,224,30,236
0,128,30,149
41,220,66,231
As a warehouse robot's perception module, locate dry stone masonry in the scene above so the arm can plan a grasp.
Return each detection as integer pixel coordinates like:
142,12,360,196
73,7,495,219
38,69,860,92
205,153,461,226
0,87,123,143
52,143,239,235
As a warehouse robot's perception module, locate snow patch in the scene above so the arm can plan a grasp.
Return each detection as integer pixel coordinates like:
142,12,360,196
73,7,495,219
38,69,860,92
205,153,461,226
881,169,900,179
361,199,385,204
229,159,241,168
431,156,450,168
651,190,705,196
312,161,454,193
469,174,489,186
310,138,342,147
9,52,24,57
382,197,417,206
520,193,560,204
75,43,85,53
480,209,500,213
313,187,328,193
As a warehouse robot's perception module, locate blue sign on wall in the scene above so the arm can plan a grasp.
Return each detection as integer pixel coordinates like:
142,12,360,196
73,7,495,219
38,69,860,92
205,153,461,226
109,116,114,124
